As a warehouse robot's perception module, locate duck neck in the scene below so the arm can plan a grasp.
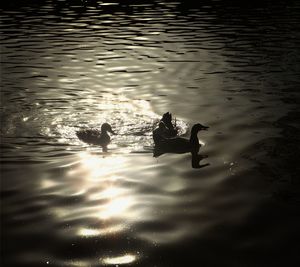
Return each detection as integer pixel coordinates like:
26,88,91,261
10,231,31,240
102,130,109,136
190,131,200,154
189,131,199,144
99,127,108,136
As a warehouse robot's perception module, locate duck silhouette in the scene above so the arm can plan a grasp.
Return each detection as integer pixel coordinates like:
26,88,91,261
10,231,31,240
76,123,115,152
153,121,169,145
160,112,178,138
153,123,208,155
153,123,209,168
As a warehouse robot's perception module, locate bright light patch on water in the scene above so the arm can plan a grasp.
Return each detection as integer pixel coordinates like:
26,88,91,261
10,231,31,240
88,186,123,200
54,151,138,223
199,140,205,146
102,254,136,265
98,197,133,220
63,260,91,267
77,152,127,179
40,178,59,189
77,225,124,237
78,228,99,236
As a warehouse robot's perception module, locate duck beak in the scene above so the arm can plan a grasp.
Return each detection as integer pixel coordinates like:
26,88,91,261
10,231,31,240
109,129,116,135
201,125,209,130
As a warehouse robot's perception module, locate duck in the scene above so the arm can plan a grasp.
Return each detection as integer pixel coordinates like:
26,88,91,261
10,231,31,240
153,121,169,144
153,112,178,145
153,123,209,157
160,112,178,138
76,123,115,151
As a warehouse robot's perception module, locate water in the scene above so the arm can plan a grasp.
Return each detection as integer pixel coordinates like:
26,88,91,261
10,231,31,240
1,0,300,266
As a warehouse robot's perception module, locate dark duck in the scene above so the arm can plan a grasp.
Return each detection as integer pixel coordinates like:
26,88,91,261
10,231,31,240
153,117,209,168
160,112,178,137
153,123,209,155
153,112,178,143
76,123,115,152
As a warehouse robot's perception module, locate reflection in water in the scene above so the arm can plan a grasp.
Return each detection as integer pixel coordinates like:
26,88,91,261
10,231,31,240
99,196,133,220
77,225,124,237
68,152,134,220
102,254,137,265
77,151,126,178
48,151,141,266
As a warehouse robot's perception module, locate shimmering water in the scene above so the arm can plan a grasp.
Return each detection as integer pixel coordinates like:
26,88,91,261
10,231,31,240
1,0,300,266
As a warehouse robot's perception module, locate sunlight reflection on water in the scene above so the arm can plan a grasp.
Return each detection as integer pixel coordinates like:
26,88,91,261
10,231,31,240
102,254,137,265
77,225,124,237
44,152,138,239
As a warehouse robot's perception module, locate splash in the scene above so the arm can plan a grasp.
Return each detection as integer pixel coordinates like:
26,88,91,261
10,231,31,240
53,94,188,153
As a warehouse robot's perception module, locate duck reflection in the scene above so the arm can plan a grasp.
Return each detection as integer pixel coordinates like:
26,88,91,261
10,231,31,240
153,113,210,169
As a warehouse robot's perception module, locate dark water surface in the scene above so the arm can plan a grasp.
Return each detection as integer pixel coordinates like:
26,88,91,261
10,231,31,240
1,0,300,266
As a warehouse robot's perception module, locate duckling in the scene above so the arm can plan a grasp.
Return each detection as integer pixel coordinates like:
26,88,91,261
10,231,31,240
153,123,208,157
76,123,115,151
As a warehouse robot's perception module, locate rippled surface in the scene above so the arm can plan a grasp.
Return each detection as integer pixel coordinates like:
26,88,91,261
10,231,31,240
1,0,300,266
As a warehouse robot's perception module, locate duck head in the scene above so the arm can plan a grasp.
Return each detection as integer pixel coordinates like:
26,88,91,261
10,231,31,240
101,123,115,134
191,123,209,135
162,112,172,124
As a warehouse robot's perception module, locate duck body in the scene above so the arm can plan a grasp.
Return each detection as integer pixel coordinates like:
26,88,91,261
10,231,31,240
153,123,208,157
76,129,110,145
76,123,115,150
156,137,196,154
